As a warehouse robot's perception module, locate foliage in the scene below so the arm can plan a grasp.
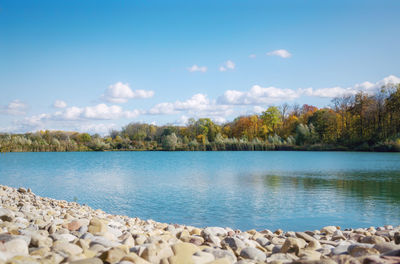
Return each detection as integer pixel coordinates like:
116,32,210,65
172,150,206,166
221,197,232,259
1,84,400,152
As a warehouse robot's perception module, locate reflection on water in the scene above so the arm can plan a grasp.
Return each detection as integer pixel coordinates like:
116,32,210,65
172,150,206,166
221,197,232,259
260,171,400,204
0,151,399,231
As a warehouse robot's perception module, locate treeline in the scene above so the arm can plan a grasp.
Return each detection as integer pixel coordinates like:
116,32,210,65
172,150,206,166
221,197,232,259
1,84,400,152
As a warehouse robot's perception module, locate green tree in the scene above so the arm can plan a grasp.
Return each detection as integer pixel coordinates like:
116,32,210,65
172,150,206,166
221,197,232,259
260,106,282,135
162,133,178,150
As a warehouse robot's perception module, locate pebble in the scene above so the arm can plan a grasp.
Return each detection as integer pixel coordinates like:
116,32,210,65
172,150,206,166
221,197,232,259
0,184,399,264
240,247,266,262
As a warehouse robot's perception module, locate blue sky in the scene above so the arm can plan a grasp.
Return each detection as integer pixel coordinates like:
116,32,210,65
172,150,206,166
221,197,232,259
1,0,400,134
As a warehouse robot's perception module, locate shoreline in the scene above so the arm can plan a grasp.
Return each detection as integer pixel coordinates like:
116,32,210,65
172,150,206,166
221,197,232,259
2,148,400,153
0,185,399,264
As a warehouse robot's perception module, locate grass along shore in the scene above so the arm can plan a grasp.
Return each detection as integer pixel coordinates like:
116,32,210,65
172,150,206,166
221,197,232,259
0,184,400,264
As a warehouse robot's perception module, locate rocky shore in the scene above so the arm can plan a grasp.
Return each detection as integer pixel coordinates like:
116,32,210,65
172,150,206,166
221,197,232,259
0,185,399,264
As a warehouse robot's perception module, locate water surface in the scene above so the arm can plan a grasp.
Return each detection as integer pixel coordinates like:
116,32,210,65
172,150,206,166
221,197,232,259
0,151,399,231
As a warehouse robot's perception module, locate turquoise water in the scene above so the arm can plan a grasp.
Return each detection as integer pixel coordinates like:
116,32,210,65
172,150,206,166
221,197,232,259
0,151,399,231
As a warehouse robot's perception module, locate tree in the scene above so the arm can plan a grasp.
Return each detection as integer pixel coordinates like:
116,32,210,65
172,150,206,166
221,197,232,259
162,133,178,150
78,133,91,143
260,106,282,136
308,109,339,143
295,124,317,145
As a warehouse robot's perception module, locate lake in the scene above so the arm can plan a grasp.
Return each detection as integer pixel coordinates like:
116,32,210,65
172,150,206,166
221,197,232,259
0,151,399,231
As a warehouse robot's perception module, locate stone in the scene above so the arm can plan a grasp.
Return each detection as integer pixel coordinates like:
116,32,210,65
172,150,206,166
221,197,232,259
30,246,51,257
135,234,147,245
67,220,82,231
0,208,14,222
30,233,53,248
272,244,282,253
157,244,174,260
190,228,202,236
100,247,127,264
321,226,338,235
330,255,361,264
331,241,352,255
206,235,221,247
206,259,231,264
281,237,306,254
108,227,122,238
360,235,386,244
382,256,400,264
0,238,29,261
203,227,227,237
395,232,400,245
57,233,77,242
121,234,136,248
90,236,120,248
271,237,286,245
306,239,321,250
348,245,380,257
222,237,246,251
192,251,215,264
0,234,31,246
266,253,299,263
240,247,266,262
179,235,203,246
373,242,400,253
70,258,103,264
382,249,400,256
319,240,339,246
121,253,151,264
88,218,108,235
17,187,27,193
168,242,199,264
178,230,190,238
298,249,322,260
202,248,237,263
295,232,317,242
52,240,83,256
5,255,41,264
140,244,160,262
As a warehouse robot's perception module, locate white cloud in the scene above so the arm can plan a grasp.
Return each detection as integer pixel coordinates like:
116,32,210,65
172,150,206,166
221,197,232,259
267,49,292,58
53,104,142,121
8,119,118,135
20,104,141,131
218,75,400,104
103,82,154,103
83,104,125,120
218,85,299,105
53,100,67,109
57,106,83,120
210,116,227,124
76,123,117,135
219,60,235,72
355,75,400,92
253,106,265,114
303,75,400,98
1,100,28,115
5,75,400,134
148,94,209,115
300,87,356,98
148,94,233,118
188,65,207,73
174,115,190,126
249,54,256,59
11,103,142,134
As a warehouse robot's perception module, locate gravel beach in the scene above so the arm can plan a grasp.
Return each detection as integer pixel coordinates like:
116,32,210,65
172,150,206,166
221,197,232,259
0,184,399,264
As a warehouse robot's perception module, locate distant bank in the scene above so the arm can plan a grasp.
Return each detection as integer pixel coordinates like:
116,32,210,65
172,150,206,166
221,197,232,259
2,86,400,153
